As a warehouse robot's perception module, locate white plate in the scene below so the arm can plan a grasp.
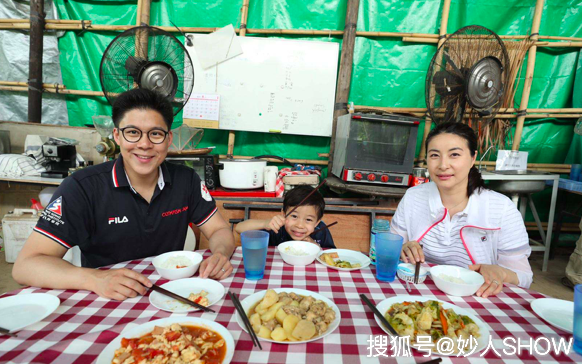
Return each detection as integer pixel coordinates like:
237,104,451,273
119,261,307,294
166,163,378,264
375,295,491,356
531,298,573,333
235,288,341,344
149,278,225,313
96,317,234,364
0,293,60,332
316,249,371,271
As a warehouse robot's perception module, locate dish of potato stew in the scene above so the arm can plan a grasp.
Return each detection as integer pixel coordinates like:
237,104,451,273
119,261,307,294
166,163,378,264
240,289,341,343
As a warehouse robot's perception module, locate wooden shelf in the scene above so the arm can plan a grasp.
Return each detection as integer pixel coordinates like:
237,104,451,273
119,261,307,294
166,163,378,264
325,175,407,198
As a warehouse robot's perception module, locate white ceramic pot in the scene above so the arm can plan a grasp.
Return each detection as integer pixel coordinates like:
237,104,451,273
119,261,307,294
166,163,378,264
218,159,267,189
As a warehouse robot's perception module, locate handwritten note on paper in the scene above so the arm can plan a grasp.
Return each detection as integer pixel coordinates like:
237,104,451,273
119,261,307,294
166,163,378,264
496,150,528,171
183,93,220,121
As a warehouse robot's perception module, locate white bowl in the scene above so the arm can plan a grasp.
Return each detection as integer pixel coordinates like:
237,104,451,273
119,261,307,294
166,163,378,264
152,251,203,280
277,240,320,266
430,265,485,296
397,262,430,284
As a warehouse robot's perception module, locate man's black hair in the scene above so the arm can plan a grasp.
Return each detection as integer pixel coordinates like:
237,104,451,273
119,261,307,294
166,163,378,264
111,88,174,129
283,185,325,220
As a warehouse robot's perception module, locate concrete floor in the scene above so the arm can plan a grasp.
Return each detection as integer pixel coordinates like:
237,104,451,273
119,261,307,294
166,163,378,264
0,249,575,301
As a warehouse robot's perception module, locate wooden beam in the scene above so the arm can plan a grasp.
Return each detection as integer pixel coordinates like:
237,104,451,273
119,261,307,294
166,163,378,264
28,0,44,123
513,0,545,151
328,0,360,171
218,155,328,166
418,0,450,163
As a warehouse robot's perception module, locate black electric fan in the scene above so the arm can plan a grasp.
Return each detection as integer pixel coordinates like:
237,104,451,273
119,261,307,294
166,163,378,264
99,25,194,115
425,25,509,124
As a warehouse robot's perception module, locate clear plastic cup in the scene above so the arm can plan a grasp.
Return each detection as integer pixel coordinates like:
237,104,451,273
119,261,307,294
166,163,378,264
375,232,404,282
241,230,270,280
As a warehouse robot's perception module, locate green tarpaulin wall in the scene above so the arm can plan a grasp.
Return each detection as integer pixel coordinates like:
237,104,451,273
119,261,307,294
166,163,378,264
54,0,582,200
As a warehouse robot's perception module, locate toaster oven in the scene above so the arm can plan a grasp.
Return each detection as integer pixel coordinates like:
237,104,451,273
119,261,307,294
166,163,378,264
331,113,420,186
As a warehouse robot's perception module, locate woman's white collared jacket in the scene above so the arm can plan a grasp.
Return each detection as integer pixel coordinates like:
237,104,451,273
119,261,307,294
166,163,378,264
391,182,533,288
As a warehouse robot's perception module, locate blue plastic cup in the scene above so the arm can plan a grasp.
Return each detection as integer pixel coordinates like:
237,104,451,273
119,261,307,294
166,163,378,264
574,284,582,355
570,164,582,182
241,230,270,280
375,232,404,282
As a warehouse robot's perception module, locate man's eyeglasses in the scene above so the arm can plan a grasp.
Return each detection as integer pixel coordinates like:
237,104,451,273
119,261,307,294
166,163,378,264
119,127,169,144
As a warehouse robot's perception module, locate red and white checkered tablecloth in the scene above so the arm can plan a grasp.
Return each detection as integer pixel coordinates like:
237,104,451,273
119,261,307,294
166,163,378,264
0,247,579,364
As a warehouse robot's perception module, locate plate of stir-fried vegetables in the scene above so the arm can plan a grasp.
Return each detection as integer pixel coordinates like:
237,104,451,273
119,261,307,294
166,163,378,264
375,296,490,356
316,249,371,271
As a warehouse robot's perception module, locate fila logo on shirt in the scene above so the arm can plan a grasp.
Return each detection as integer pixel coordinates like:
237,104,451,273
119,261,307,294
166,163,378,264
41,196,65,226
46,196,62,216
108,216,129,224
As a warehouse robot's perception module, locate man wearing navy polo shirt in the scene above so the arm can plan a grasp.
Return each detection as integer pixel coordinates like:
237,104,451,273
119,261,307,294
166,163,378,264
13,89,235,301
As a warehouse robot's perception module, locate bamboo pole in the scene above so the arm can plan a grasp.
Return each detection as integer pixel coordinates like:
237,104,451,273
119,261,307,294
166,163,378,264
402,36,438,44
2,19,582,49
135,0,150,61
513,0,545,151
227,132,235,158
3,17,582,46
500,108,582,113
0,19,85,24
418,0,451,164
226,0,251,157
356,30,439,38
0,81,65,89
328,0,360,171
43,88,104,96
0,85,104,96
248,28,344,36
136,0,143,26
218,155,328,166
4,84,582,118
0,86,27,92
140,0,150,25
536,41,582,47
354,105,582,115
239,0,249,36
0,23,87,30
402,36,582,48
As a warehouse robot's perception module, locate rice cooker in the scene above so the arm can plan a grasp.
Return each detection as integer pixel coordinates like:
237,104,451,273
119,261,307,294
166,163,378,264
218,159,267,189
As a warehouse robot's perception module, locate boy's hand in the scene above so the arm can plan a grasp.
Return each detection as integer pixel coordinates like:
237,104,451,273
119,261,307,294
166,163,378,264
265,215,286,233
302,235,319,246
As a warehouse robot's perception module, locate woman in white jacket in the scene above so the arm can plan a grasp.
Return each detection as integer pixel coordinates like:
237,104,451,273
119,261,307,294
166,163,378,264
391,122,533,298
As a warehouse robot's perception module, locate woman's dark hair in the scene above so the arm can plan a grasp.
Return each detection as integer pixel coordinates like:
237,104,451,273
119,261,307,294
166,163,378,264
283,185,325,220
111,89,174,129
425,122,486,197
